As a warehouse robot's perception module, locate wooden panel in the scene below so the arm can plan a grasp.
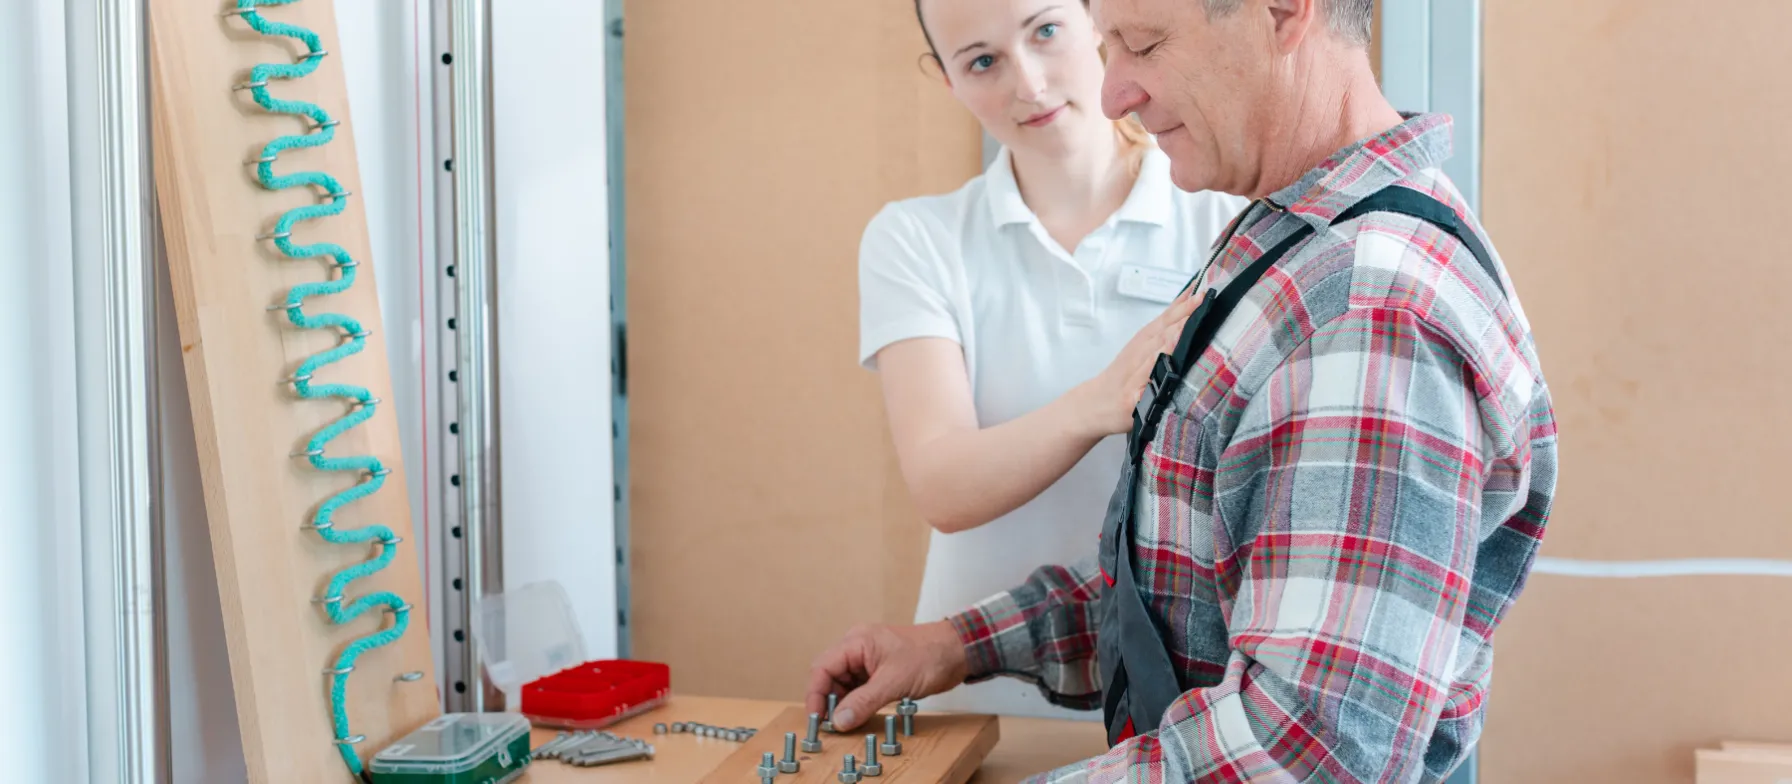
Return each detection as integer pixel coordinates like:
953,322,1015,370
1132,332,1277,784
149,3,438,782
625,0,981,699
699,707,999,784
1480,3,1792,782
1482,0,1792,561
1696,750,1792,784
1481,577,1792,784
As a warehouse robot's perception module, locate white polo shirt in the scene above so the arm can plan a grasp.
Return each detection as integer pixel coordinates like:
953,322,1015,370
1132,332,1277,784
858,146,1246,719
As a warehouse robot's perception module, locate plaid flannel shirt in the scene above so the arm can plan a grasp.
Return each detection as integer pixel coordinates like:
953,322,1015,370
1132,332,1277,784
947,113,1558,783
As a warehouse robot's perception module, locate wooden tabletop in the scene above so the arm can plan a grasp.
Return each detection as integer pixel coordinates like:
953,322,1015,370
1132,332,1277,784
517,696,1107,784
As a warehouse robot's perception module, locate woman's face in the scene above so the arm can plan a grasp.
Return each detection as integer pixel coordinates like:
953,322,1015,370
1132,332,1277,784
920,0,1111,158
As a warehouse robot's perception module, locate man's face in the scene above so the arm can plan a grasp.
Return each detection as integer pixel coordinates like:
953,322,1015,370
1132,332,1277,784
1092,0,1274,195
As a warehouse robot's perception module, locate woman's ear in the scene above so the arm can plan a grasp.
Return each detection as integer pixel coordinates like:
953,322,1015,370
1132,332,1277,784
918,53,952,87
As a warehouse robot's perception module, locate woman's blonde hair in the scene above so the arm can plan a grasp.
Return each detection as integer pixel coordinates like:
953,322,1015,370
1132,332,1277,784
914,0,1154,175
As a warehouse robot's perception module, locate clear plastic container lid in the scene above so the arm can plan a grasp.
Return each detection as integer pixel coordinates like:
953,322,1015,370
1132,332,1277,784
368,713,531,774
474,580,588,703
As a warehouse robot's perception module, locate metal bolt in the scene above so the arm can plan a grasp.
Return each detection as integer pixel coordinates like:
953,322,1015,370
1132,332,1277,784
571,745,653,767
653,723,668,735
898,699,918,736
823,693,839,733
838,753,861,784
802,712,824,753
532,732,572,759
880,716,902,757
758,751,778,777
781,731,801,773
861,734,883,776
555,732,599,761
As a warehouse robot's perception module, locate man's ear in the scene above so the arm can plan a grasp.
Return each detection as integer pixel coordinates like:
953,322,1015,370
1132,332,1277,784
1263,0,1318,54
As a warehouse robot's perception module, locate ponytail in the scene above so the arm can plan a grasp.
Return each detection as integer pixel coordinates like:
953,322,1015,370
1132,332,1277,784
1113,115,1152,176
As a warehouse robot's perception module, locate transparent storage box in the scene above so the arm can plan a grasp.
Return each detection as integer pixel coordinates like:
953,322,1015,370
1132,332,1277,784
475,581,669,730
367,713,531,784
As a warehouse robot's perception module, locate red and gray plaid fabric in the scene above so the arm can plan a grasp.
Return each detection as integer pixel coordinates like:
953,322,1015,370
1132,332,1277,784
947,113,1559,783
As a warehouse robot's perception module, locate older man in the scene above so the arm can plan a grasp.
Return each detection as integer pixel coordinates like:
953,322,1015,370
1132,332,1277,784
807,0,1558,781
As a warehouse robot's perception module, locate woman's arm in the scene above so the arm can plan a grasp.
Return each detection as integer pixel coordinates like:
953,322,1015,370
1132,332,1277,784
875,291,1200,533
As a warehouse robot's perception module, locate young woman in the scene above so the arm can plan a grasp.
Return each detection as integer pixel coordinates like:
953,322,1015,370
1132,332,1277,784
857,0,1248,718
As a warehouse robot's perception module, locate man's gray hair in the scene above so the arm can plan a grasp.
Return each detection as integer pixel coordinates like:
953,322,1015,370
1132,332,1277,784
1203,0,1375,47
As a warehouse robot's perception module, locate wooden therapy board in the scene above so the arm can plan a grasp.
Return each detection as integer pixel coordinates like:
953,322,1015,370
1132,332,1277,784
699,707,999,784
150,2,439,782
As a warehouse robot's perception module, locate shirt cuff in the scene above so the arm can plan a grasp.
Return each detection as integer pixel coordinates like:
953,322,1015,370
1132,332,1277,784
946,592,1018,681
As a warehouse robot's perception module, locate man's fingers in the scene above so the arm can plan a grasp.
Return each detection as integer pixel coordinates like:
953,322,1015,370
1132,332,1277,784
830,672,901,733
805,645,863,717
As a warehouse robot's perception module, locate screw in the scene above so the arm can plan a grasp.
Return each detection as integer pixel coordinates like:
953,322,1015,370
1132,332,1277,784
898,699,918,736
758,751,778,778
653,723,667,735
780,731,802,773
532,732,572,759
823,693,839,733
670,722,686,733
861,734,883,776
802,712,824,753
838,753,861,784
880,716,902,757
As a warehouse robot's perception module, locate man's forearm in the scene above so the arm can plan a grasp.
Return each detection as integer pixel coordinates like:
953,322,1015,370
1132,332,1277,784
947,560,1105,708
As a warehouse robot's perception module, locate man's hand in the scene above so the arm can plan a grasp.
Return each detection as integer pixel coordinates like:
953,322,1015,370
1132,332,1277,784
805,621,969,732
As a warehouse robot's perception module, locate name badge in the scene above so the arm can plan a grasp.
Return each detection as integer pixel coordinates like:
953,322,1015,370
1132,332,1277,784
1116,264,1188,304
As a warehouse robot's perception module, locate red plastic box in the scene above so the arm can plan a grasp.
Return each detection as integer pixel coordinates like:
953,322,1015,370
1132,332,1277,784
520,659,671,730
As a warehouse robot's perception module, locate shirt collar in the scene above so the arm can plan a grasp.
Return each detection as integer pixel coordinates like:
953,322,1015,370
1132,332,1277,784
984,144,1175,228
1266,112,1456,228
984,147,1034,227
1111,147,1173,226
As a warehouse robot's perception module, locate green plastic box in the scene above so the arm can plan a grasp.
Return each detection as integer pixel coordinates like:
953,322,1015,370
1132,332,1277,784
368,713,532,784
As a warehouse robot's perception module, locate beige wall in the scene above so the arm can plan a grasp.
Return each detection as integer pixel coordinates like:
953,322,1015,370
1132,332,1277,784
624,0,980,700
1480,2,1792,781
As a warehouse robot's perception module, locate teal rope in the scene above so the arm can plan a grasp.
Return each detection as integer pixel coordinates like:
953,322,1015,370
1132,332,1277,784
232,0,411,776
